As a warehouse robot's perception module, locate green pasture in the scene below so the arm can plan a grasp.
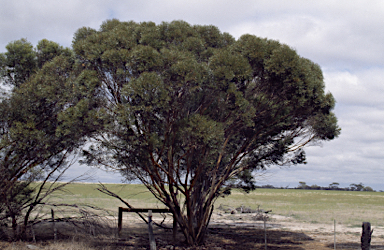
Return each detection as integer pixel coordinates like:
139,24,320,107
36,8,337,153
216,188,384,227
33,183,162,212
34,183,384,227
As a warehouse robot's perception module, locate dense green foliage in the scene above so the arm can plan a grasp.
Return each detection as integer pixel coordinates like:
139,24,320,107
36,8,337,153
0,39,103,237
75,19,340,245
0,39,71,88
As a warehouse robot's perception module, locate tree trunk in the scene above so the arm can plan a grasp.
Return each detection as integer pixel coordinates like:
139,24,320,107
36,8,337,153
170,199,214,246
11,214,18,240
361,222,373,250
21,204,35,239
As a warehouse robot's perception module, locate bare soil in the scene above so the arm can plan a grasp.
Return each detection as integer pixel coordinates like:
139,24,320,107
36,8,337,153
1,212,384,249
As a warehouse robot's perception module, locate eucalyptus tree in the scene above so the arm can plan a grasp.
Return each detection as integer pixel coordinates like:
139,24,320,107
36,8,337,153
77,19,340,245
0,41,103,234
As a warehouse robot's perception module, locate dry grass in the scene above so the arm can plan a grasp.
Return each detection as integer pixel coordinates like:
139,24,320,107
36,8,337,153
0,222,335,250
2,184,384,249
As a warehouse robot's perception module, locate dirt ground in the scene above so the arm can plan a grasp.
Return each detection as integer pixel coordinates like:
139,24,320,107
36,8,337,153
1,212,384,249
206,212,384,249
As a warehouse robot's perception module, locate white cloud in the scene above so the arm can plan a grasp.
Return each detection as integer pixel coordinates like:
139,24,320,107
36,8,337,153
264,65,384,190
324,68,384,108
2,0,384,69
224,1,384,69
229,17,384,70
0,1,111,49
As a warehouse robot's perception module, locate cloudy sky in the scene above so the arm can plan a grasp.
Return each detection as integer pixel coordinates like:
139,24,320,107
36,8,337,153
1,0,384,190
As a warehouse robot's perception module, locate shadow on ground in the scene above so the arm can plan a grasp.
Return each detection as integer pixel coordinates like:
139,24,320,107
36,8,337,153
326,242,384,249
1,222,357,249
116,224,315,249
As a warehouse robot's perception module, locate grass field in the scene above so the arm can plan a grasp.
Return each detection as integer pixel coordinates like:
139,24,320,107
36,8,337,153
216,188,384,227
39,183,384,228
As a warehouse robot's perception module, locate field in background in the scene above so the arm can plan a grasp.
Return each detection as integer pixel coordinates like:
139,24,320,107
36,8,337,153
216,188,384,227
39,183,384,228
45,183,161,210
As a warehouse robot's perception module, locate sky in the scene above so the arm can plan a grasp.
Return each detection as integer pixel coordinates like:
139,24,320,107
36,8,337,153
1,0,384,190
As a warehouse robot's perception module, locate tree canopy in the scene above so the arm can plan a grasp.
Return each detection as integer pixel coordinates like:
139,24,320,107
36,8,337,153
0,19,340,245
0,39,71,88
0,39,104,233
76,19,340,245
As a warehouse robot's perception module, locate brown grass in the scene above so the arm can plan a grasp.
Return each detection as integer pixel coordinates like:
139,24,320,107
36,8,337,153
0,222,332,250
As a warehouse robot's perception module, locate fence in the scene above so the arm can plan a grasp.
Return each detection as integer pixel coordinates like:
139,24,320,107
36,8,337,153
117,207,177,242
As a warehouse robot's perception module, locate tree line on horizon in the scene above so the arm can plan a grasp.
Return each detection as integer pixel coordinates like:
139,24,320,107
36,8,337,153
256,181,375,191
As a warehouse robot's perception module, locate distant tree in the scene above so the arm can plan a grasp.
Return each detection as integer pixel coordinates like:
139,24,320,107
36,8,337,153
297,182,309,189
350,183,365,191
310,184,321,190
261,184,276,189
363,186,374,192
78,20,340,245
329,182,340,190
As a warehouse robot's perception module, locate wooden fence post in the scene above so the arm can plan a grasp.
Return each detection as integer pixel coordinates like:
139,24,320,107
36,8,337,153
51,209,57,241
148,210,157,250
334,219,336,250
361,222,373,250
264,218,267,250
30,224,36,243
117,207,171,241
118,207,123,237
